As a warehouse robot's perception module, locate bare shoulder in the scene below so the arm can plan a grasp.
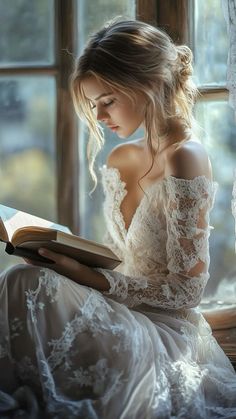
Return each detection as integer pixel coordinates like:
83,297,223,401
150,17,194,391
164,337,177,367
106,139,144,172
165,140,212,181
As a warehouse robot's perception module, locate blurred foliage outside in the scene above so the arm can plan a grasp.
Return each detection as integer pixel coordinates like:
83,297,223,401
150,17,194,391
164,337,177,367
0,76,56,271
77,0,135,52
193,0,228,86
0,0,54,66
195,101,236,295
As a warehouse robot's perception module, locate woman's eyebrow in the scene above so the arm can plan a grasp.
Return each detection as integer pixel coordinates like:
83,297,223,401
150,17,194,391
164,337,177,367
94,92,112,101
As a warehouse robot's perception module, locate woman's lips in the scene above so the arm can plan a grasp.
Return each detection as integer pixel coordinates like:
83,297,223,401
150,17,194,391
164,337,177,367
107,125,119,132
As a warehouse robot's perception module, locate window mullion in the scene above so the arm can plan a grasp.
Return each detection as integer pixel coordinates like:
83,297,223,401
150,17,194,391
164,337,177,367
156,0,190,45
56,0,79,233
0,67,58,75
136,0,157,24
198,89,229,102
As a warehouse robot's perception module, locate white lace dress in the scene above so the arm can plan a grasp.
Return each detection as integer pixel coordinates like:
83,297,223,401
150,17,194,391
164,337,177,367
1,166,236,419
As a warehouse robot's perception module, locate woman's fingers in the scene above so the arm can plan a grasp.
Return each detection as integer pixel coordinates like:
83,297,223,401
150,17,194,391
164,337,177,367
38,248,59,262
23,253,55,267
38,248,80,269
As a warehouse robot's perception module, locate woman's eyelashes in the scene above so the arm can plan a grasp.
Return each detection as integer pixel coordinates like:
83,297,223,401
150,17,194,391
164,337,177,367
90,99,115,110
104,99,115,107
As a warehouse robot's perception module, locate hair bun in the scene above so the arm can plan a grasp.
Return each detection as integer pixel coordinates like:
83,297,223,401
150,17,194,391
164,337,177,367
176,45,193,80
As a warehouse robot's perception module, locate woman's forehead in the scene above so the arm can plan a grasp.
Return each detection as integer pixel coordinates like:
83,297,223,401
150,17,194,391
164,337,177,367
81,76,113,100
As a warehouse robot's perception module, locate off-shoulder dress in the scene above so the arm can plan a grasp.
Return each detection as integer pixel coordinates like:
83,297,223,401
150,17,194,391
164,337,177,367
0,166,236,418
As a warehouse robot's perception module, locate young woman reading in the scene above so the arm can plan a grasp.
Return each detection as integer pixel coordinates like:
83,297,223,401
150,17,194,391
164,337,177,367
0,19,236,419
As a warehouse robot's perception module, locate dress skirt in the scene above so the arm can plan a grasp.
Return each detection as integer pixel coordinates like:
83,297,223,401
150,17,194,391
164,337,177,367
0,264,236,419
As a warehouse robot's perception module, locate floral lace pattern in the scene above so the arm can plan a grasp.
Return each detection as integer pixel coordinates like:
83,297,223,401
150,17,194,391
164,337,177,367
99,167,217,309
1,168,236,418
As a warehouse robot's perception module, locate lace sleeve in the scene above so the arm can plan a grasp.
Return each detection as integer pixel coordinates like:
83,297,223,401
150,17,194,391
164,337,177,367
96,176,217,309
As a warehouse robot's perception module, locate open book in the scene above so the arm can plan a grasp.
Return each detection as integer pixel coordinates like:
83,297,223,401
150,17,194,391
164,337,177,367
0,204,121,270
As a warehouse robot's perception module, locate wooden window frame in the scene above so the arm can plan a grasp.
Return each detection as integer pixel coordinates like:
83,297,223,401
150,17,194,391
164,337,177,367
155,0,228,101
56,1,78,233
136,0,157,25
137,0,228,104
0,0,79,233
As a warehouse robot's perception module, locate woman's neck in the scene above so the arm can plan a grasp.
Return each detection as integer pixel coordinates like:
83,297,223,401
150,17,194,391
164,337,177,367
144,118,191,153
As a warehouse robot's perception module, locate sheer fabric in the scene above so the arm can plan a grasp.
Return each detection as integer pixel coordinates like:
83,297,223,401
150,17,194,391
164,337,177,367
98,169,213,309
0,166,236,418
222,0,236,116
232,173,236,251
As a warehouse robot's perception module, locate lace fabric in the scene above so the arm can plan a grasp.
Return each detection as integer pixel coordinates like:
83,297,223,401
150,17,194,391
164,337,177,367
1,166,236,418
232,172,236,251
99,167,217,309
222,0,236,117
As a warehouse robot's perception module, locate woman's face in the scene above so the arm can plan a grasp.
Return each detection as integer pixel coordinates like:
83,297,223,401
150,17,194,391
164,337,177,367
81,76,146,138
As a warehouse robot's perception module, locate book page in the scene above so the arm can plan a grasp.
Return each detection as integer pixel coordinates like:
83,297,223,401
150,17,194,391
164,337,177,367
0,204,70,242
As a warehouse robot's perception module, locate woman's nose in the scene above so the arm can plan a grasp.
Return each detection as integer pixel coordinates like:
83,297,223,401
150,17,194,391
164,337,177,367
96,106,108,121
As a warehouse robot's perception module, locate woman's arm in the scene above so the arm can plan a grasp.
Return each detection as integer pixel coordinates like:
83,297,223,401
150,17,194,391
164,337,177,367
25,248,111,291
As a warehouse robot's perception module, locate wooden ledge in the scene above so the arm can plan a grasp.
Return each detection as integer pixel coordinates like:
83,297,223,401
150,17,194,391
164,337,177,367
202,307,236,331
201,306,236,368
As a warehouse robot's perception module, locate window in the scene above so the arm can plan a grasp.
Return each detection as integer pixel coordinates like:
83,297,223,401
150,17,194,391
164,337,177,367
0,0,57,270
0,1,79,272
192,0,236,298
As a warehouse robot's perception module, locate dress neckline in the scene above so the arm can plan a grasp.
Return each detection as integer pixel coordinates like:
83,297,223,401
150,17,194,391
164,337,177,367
103,165,163,234
102,165,217,236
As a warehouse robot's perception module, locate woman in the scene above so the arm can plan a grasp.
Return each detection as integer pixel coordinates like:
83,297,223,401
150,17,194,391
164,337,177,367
1,19,236,418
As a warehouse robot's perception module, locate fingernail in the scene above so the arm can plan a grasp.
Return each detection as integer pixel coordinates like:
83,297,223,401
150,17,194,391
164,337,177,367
38,248,46,255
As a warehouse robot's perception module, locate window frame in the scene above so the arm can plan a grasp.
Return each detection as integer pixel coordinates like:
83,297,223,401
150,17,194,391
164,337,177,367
155,0,228,99
0,0,79,233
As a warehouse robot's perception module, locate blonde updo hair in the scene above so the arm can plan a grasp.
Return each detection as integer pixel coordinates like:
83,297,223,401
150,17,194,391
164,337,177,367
70,19,198,186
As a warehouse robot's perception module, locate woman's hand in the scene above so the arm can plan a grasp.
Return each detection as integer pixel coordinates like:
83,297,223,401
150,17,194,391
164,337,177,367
24,248,110,291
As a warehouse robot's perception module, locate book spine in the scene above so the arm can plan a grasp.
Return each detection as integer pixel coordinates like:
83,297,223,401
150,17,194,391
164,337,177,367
5,242,15,254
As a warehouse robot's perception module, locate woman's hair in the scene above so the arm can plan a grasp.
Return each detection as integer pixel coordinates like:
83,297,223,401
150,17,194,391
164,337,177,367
70,19,198,187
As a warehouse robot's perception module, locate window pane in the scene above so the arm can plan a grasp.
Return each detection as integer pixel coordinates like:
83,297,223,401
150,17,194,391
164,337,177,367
0,76,57,270
77,0,136,51
193,0,228,87
77,0,136,242
0,0,55,66
195,100,236,296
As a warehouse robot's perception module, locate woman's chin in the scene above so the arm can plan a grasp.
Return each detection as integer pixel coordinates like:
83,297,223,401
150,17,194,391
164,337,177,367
117,129,137,139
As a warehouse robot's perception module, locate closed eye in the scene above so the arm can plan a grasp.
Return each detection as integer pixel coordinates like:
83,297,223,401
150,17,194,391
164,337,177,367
104,99,114,107
90,99,115,110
